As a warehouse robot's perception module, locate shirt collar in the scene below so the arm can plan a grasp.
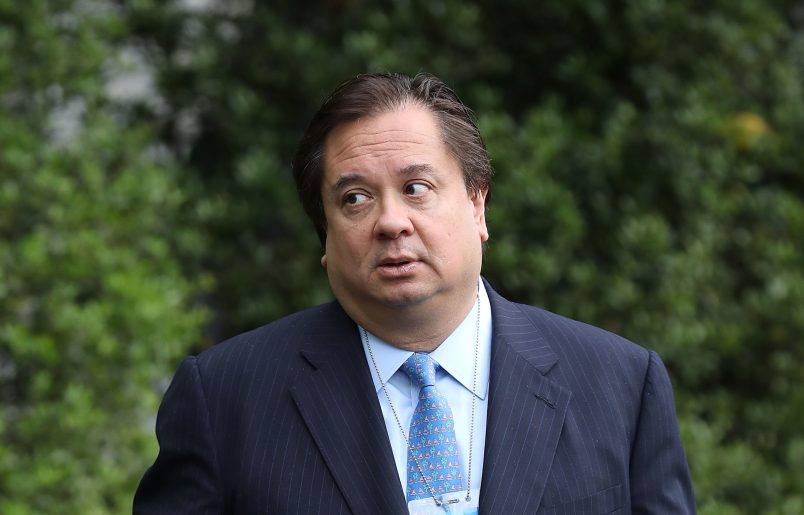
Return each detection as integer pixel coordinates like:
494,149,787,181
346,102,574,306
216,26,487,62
360,278,492,400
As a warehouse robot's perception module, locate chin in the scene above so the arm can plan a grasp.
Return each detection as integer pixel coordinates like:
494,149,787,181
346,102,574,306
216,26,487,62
381,295,427,308
376,285,440,309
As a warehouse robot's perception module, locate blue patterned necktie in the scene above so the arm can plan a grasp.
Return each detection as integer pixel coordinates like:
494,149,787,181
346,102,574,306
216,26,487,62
400,353,464,502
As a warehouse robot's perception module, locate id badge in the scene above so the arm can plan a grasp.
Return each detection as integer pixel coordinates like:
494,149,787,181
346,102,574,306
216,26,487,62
407,488,480,515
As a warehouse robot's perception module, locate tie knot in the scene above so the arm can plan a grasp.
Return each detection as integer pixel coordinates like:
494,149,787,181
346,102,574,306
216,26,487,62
400,353,439,389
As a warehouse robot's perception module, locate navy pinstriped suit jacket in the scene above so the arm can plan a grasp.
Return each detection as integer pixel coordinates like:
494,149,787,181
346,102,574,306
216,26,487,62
134,281,695,514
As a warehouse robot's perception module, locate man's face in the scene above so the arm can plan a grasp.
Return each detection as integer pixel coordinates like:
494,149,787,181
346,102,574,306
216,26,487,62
320,103,489,325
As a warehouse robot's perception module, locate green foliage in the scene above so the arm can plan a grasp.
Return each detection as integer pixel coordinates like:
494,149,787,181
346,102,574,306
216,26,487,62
0,2,207,513
128,1,804,512
2,0,803,512
479,4,804,512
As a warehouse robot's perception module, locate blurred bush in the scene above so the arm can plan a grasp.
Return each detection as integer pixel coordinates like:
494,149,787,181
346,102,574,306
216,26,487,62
1,0,802,513
0,2,207,513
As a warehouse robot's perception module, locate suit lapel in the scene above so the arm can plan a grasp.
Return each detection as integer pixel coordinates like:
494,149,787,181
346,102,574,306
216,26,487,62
479,286,571,513
290,303,408,515
288,286,571,514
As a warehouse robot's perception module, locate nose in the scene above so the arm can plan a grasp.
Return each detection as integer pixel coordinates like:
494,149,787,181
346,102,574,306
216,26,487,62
373,197,414,239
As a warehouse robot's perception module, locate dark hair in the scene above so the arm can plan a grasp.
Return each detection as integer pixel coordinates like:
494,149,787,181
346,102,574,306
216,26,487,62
292,72,493,244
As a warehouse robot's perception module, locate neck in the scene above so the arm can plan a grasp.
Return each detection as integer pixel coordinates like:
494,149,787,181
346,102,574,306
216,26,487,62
347,289,478,353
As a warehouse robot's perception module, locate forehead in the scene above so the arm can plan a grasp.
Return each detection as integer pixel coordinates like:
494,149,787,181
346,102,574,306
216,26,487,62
322,104,453,181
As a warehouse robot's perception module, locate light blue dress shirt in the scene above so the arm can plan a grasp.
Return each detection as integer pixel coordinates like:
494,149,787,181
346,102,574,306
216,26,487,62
360,279,493,500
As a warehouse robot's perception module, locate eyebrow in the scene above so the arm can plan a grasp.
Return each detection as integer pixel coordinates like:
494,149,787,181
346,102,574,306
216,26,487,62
331,173,363,192
330,164,440,193
400,163,438,178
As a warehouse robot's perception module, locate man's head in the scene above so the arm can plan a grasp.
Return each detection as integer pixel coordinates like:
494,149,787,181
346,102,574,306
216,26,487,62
292,72,493,347
293,72,493,245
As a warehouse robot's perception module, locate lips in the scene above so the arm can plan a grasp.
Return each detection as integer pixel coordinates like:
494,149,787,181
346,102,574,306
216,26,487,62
377,254,418,266
378,259,413,266
375,256,419,277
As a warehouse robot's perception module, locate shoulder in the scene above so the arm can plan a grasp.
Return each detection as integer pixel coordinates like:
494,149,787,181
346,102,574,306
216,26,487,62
490,292,670,427
517,301,648,361
487,284,653,386
190,300,352,381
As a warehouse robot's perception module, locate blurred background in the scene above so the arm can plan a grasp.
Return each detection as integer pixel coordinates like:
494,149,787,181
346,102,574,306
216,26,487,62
1,0,803,513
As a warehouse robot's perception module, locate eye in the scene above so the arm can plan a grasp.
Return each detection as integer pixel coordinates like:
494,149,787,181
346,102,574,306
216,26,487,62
343,192,370,205
404,182,431,196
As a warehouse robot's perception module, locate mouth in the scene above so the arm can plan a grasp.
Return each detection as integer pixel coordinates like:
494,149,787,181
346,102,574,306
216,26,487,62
377,254,418,266
379,259,413,267
376,257,419,276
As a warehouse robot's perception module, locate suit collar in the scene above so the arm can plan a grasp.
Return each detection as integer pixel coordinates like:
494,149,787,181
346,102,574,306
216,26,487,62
483,278,560,375
479,281,571,513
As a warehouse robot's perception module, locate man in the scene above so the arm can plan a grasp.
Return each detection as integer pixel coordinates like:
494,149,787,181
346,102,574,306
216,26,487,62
134,72,695,514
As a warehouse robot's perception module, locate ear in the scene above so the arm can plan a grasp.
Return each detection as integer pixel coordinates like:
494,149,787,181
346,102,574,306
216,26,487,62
320,254,328,267
470,188,489,242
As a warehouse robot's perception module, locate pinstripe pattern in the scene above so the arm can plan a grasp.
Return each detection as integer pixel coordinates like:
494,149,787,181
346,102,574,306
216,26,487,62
479,281,695,514
134,281,694,514
134,302,407,514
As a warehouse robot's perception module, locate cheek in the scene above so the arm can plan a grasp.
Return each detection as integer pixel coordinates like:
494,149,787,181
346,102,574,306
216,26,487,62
327,225,368,260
